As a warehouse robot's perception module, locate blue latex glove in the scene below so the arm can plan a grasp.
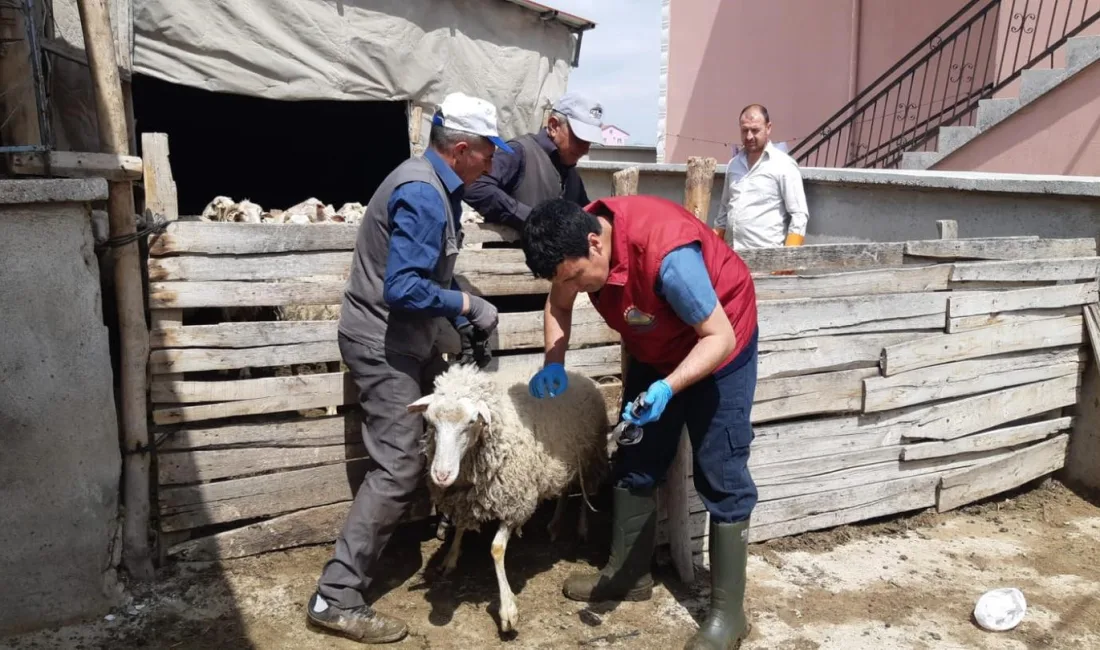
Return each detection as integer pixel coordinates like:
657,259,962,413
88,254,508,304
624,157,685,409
529,363,569,399
623,380,673,426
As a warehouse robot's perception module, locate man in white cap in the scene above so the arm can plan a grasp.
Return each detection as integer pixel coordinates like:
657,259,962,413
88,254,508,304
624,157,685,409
465,91,604,231
306,92,512,645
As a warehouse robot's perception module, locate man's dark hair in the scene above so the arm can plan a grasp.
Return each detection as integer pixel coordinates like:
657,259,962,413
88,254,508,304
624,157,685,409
522,198,601,280
740,103,770,123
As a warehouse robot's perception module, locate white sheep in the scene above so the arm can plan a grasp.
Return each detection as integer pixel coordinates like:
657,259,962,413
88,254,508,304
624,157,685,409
407,363,611,633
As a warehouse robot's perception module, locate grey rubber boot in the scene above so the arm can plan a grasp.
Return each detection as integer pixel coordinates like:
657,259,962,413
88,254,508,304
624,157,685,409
563,485,657,602
684,520,750,649
306,592,408,644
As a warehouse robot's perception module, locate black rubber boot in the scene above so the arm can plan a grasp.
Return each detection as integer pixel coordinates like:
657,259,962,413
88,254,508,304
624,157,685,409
563,485,657,602
306,592,408,644
685,520,750,649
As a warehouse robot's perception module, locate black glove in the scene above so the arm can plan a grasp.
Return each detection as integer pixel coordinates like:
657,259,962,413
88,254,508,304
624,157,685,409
455,322,493,369
466,295,499,333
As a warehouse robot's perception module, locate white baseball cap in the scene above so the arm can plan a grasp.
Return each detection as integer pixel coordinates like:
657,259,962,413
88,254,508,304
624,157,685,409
432,92,514,153
552,91,604,144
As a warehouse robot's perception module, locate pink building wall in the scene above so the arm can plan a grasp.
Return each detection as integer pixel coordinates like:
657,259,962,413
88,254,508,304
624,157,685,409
932,59,1100,175
662,0,977,163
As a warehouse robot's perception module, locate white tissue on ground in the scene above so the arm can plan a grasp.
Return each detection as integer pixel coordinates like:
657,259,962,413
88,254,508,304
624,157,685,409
974,587,1027,631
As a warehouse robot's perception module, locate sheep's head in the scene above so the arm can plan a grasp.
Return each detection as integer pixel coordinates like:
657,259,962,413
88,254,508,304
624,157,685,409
407,393,492,489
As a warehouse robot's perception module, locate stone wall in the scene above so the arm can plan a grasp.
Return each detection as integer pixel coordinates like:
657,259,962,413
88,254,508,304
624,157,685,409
0,179,123,635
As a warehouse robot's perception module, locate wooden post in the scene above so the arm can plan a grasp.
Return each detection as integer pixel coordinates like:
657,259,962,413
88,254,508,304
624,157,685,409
408,104,424,157
663,156,718,584
937,219,959,240
77,0,154,581
612,167,640,391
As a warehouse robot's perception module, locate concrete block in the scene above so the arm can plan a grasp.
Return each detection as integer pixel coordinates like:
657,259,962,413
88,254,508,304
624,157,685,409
0,178,108,205
0,197,123,635
976,98,1020,130
1067,35,1100,72
936,126,980,157
899,151,943,171
1019,68,1068,106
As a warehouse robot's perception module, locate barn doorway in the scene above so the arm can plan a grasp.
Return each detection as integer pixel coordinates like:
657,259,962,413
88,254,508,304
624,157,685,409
130,74,410,216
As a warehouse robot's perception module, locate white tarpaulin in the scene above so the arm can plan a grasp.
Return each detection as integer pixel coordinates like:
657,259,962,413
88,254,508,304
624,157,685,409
130,0,576,138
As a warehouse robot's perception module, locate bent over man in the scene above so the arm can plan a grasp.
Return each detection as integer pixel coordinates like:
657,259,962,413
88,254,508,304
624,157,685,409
464,91,604,231
522,195,759,650
307,92,509,645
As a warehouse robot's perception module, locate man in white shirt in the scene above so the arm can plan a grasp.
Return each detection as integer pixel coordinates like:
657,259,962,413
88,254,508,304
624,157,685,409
712,105,809,250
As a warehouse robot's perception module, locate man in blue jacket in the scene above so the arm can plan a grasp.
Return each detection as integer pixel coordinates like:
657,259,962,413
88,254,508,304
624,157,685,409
306,93,511,644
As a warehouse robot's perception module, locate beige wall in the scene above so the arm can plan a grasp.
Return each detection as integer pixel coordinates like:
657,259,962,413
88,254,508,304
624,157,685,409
664,0,967,163
933,60,1100,175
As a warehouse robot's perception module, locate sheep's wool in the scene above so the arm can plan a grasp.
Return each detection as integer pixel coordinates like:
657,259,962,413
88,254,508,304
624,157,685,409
422,364,610,531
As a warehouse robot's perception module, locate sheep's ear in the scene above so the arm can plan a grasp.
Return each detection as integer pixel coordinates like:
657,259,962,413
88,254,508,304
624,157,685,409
475,400,492,427
407,394,434,413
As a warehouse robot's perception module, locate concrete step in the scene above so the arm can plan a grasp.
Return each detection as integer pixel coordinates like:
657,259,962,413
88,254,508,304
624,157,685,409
899,151,942,170
1067,34,1100,72
936,126,980,157
976,98,1020,130
1019,68,1068,106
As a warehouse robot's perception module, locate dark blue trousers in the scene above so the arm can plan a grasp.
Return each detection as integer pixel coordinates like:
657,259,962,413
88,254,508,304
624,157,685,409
615,329,758,523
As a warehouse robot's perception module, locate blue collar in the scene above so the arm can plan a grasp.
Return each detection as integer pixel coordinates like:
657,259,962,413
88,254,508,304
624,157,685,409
425,149,464,197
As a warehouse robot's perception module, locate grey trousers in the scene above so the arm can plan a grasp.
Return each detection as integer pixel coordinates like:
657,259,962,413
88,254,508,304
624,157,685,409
317,333,447,608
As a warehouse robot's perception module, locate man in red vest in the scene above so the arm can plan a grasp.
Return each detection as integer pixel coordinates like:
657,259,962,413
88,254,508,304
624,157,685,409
521,195,759,650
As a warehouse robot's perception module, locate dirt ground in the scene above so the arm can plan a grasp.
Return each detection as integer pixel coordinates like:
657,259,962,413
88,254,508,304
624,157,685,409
4,479,1100,650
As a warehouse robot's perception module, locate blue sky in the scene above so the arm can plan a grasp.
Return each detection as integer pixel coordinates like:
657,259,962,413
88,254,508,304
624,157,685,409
548,0,661,146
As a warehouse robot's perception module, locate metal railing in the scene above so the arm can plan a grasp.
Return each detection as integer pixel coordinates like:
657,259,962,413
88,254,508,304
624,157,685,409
789,0,1100,169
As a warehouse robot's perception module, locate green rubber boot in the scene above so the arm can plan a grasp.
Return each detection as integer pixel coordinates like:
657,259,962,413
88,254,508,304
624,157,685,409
562,486,657,602
685,520,750,649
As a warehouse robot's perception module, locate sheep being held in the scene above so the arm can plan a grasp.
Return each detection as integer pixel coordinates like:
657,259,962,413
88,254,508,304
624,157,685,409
407,363,611,633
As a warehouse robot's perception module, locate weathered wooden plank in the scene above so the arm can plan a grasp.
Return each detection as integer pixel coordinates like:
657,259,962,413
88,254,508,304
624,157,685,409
151,340,341,374
736,242,905,273
151,321,340,349
149,298,610,351
454,252,547,296
152,372,350,403
947,282,1098,319
148,252,351,282
149,281,344,309
149,222,359,255
936,434,1070,512
490,345,621,379
887,374,1080,442
157,416,351,451
167,497,436,561
747,474,939,543
864,347,1083,412
153,392,348,425
751,368,878,423
751,446,904,483
905,237,1097,261
463,221,520,245
159,444,367,485
902,417,1072,461
750,429,896,466
881,315,1083,376
159,460,368,532
758,292,948,340
951,257,1100,283
758,330,939,379
947,306,1082,333
753,265,952,301
10,150,143,181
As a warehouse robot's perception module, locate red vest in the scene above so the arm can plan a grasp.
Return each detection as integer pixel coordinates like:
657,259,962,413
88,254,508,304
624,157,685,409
586,195,758,375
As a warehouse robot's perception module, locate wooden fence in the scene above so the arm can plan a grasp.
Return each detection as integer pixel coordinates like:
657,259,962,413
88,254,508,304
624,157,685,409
145,210,1100,565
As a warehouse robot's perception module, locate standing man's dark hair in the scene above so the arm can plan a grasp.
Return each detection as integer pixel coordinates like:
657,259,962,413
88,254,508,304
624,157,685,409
739,103,770,123
522,199,602,280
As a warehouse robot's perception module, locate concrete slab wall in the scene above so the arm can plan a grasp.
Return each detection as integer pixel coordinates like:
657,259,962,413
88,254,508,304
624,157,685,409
0,179,123,635
578,163,1100,243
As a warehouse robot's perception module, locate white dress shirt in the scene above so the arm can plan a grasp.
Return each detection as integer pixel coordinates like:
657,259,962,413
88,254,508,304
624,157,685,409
712,141,809,251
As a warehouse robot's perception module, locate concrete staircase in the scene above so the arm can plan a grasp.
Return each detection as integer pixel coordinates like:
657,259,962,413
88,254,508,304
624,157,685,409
900,34,1100,170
